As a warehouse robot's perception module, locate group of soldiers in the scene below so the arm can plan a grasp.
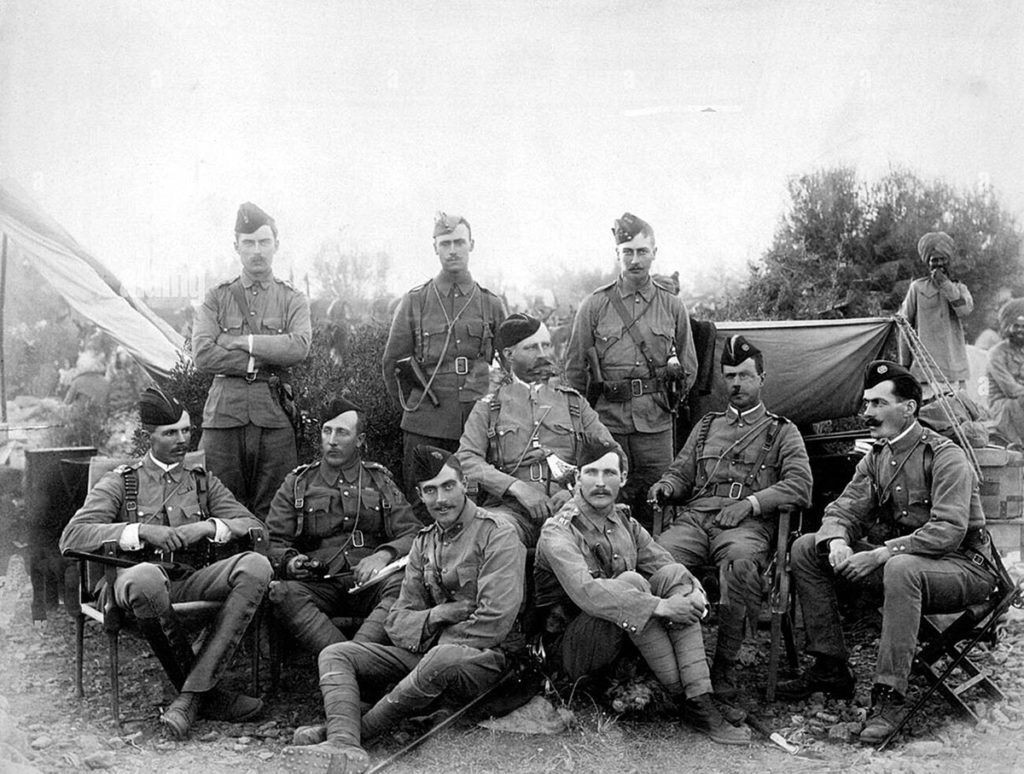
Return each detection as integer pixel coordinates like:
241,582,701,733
58,203,1006,771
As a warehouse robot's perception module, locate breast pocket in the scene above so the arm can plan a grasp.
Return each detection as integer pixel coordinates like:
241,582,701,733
461,320,492,358
899,488,932,529
647,318,676,360
358,490,385,537
261,316,285,334
594,319,622,358
303,495,337,539
220,312,246,335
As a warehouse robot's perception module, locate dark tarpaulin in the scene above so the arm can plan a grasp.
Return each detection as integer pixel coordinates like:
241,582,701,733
691,318,897,426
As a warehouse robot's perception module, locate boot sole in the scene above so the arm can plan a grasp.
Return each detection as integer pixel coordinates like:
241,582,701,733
281,745,370,774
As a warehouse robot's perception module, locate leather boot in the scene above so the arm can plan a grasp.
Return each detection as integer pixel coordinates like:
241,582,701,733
775,657,855,701
182,586,263,693
136,609,195,690
679,693,751,745
201,687,263,722
859,685,906,745
161,690,201,739
711,655,740,701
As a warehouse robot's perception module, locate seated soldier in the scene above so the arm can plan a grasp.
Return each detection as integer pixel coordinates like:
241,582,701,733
986,298,1024,447
283,446,526,773
648,336,812,698
267,398,421,652
59,387,273,739
458,313,624,546
535,441,750,745
777,362,1001,743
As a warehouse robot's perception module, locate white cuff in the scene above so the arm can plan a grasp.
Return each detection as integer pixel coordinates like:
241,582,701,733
746,495,761,516
119,523,142,551
210,518,230,543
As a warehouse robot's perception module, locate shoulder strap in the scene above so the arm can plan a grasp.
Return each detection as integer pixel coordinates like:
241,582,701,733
693,413,717,488
566,391,584,460
606,289,657,377
190,468,209,518
740,418,782,491
292,465,315,535
121,467,139,524
486,388,505,470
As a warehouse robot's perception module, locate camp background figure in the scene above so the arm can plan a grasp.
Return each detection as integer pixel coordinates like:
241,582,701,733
985,298,1024,447
191,201,312,519
382,212,506,502
898,231,973,391
565,212,697,531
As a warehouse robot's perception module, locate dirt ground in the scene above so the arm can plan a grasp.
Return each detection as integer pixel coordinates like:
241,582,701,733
3,553,1024,774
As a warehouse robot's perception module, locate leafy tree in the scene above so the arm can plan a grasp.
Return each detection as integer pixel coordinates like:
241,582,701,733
311,238,393,319
733,166,1024,336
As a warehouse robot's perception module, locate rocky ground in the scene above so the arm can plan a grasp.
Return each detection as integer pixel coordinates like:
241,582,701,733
2,551,1024,774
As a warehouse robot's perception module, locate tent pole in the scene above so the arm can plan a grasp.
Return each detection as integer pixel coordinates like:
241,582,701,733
0,232,7,423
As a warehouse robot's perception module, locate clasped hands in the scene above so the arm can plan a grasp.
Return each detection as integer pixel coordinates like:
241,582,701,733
510,481,570,522
138,521,215,553
827,539,891,582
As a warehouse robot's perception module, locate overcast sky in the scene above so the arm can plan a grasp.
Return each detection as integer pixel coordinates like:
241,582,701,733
1,0,1021,305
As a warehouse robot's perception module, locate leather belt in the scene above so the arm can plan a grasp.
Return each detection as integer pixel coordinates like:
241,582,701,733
602,377,663,402
505,462,547,483
704,481,752,500
425,357,472,376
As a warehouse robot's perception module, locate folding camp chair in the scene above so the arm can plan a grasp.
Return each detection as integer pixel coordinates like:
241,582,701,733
878,561,1024,750
62,455,264,724
652,502,801,699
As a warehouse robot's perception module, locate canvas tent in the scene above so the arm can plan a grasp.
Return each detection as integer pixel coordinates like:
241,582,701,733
0,180,184,396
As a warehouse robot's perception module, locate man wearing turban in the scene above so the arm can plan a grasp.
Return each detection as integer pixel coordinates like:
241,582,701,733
59,388,272,739
898,231,974,391
986,298,1024,446
457,313,624,546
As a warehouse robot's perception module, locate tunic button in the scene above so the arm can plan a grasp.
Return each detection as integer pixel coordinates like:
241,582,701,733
901,511,907,516
613,553,620,559
251,289,257,295
250,310,256,316
896,486,902,492
630,626,637,633
891,460,897,466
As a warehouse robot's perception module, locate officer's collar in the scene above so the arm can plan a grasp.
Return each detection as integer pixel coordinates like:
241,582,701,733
241,274,273,290
433,272,475,297
146,451,182,477
873,420,922,453
571,490,619,529
435,499,475,539
725,402,766,425
616,275,653,300
318,457,363,486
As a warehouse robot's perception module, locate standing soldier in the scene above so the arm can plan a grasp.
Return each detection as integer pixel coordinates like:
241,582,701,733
648,336,812,699
458,313,624,546
266,398,422,652
566,213,697,529
382,212,506,499
898,231,974,392
192,202,312,519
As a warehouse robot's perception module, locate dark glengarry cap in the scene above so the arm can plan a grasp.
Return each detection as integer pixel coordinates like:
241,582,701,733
917,231,955,261
612,212,651,244
139,386,184,426
412,444,454,483
320,396,362,425
720,335,760,367
495,313,541,351
235,202,274,234
864,360,913,389
577,439,620,470
433,211,469,238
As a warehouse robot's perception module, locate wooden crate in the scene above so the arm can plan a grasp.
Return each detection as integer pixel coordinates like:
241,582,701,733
976,447,1024,521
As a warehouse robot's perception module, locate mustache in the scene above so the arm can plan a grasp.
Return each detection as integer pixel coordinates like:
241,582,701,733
863,418,881,427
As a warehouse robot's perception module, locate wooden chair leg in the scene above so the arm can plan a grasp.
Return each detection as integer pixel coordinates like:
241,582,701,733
107,630,120,725
75,614,85,698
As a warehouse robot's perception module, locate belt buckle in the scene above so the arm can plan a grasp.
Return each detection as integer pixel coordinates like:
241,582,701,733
630,378,644,397
728,482,744,499
529,463,544,482
245,370,259,384
352,529,365,548
455,356,469,375
971,551,984,567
